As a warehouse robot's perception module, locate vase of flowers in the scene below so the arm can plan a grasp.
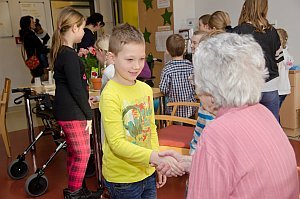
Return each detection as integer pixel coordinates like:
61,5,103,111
78,47,103,90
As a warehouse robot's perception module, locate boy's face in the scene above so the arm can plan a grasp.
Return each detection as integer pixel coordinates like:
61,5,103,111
198,20,209,32
112,42,146,86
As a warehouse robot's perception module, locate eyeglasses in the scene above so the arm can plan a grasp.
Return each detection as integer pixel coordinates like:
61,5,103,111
95,47,107,53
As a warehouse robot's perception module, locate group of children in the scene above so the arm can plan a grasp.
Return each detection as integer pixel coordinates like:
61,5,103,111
49,2,295,198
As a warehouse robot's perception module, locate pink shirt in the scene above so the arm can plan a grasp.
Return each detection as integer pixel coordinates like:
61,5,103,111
187,104,299,199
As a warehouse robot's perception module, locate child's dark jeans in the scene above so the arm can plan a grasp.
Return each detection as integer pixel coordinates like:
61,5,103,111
104,173,156,199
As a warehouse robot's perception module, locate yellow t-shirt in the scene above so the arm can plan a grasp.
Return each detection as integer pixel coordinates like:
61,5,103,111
100,80,159,183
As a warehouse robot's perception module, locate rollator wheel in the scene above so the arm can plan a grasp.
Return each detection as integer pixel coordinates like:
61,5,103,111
25,173,48,197
7,159,29,180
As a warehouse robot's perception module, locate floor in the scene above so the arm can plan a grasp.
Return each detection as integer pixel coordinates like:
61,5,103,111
0,106,187,199
0,107,299,199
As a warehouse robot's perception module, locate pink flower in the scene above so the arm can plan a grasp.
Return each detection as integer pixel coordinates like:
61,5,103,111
88,47,97,56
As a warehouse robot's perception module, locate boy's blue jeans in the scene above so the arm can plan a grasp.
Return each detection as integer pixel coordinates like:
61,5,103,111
104,173,156,199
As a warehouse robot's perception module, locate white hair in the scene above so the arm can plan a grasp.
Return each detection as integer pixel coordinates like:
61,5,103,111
193,33,268,108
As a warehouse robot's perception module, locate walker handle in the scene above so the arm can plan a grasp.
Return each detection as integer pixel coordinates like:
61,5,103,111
12,88,31,93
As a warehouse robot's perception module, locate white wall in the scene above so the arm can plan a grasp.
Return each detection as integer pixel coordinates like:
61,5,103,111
194,0,300,65
0,0,53,107
173,0,196,33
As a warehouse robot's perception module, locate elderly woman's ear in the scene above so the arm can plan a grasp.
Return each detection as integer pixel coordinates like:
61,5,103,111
199,94,218,116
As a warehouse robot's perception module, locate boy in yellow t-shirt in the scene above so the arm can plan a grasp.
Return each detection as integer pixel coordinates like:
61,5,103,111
100,23,184,199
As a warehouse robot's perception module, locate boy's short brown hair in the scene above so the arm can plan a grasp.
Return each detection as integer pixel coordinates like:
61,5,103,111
109,23,144,55
166,34,185,57
199,14,211,25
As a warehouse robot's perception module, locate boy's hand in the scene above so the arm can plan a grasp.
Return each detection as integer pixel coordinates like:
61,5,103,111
158,150,192,175
156,171,167,188
150,151,185,177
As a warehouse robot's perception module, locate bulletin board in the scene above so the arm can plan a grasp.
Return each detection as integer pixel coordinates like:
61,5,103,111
138,0,174,86
0,1,13,37
19,2,47,28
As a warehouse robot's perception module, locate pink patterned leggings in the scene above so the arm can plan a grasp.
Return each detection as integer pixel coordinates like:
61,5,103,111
58,120,91,192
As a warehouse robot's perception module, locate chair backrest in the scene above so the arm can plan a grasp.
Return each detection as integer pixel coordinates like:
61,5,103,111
4,78,11,110
1,78,11,114
167,101,200,120
155,114,197,127
167,102,200,116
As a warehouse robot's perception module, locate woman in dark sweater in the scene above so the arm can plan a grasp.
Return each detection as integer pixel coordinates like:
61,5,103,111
76,13,105,50
50,7,99,198
19,16,48,82
232,0,283,121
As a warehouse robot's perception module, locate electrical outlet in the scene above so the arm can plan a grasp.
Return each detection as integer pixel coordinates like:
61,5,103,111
186,18,195,28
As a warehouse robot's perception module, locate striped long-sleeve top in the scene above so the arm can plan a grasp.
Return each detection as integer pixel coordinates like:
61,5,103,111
189,105,215,155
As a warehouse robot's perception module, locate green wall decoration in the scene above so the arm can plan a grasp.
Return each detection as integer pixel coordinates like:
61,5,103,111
143,28,151,43
161,8,173,25
143,0,153,10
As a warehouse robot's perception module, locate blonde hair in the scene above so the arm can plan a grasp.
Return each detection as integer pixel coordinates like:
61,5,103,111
276,28,288,49
109,23,144,55
238,0,271,32
208,11,231,31
199,30,224,43
95,34,110,51
50,7,85,67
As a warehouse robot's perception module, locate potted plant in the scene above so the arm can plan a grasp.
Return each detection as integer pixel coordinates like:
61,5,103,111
78,47,104,90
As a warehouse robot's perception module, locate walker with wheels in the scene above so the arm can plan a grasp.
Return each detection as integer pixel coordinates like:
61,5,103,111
7,87,66,197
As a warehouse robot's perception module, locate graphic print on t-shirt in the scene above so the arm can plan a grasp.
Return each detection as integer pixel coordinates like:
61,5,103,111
122,95,152,148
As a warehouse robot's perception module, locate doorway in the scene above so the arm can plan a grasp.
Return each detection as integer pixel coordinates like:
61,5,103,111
50,0,95,30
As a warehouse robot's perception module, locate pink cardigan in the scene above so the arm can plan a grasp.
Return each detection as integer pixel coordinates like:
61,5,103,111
188,104,299,199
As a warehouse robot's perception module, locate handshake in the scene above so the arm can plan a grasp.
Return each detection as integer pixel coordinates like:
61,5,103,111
150,150,192,177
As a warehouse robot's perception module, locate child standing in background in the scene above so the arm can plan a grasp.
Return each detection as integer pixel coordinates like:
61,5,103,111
100,23,184,199
160,34,197,118
198,14,211,32
277,28,294,108
50,7,100,199
94,34,115,89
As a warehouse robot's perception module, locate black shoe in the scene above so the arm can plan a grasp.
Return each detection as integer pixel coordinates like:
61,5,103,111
63,187,101,199
82,187,103,198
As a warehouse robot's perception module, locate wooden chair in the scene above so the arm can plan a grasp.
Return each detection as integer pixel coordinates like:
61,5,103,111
155,114,196,155
0,78,11,157
168,101,200,119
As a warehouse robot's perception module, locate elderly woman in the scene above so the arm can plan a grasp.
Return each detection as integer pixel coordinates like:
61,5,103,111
158,33,299,198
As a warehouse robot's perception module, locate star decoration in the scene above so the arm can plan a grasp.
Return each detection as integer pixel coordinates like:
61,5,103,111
143,28,151,43
161,8,173,25
143,0,153,10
